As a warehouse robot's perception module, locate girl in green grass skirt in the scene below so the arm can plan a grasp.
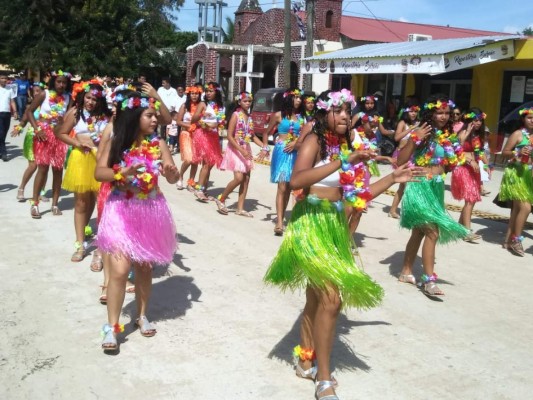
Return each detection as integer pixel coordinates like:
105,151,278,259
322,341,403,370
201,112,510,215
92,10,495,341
397,94,468,297
264,89,421,400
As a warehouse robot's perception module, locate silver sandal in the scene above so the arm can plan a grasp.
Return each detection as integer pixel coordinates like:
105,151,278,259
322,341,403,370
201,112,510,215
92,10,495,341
295,362,317,381
101,324,118,351
315,380,339,400
135,316,157,337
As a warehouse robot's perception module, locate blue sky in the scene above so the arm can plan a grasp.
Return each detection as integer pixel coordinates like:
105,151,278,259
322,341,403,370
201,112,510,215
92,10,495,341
172,0,533,36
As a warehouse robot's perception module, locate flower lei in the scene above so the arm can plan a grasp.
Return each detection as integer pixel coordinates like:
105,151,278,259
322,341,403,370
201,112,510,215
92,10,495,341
40,90,67,125
412,128,465,178
326,131,372,211
471,135,483,162
512,129,533,168
235,110,254,145
120,97,160,111
210,102,226,131
423,99,456,110
518,108,533,116
114,133,162,199
285,114,305,143
82,110,108,145
360,113,383,124
188,102,199,132
464,111,487,120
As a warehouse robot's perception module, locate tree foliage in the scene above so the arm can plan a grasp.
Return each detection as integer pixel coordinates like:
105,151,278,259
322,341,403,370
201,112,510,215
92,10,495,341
0,0,187,76
222,17,234,44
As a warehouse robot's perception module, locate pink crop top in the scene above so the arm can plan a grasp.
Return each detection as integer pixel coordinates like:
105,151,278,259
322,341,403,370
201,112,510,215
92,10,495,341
313,159,340,187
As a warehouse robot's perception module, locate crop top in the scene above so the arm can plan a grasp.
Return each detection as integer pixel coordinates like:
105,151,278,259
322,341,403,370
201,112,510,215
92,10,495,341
278,115,303,136
312,159,340,187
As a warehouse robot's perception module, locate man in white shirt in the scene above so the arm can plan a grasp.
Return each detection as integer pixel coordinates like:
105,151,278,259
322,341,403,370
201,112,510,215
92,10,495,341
157,78,178,140
0,73,17,161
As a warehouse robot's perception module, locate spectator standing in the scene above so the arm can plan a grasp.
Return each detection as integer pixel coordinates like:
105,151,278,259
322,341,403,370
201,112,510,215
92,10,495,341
0,73,18,161
15,74,31,119
157,78,178,140
174,86,186,152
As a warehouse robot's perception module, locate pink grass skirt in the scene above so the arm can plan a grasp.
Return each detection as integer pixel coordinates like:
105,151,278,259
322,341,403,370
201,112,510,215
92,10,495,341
192,128,222,167
219,142,253,173
33,124,67,169
451,164,481,203
180,129,195,163
97,190,177,264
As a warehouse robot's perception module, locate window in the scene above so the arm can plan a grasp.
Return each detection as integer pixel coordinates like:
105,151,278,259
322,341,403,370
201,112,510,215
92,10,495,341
290,62,299,89
238,21,241,34
325,11,333,28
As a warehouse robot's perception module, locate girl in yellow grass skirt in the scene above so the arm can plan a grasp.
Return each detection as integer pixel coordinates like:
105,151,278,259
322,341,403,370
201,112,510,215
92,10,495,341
55,81,111,262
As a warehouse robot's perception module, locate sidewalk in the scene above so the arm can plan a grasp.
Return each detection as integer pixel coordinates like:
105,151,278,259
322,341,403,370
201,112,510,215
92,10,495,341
0,127,532,400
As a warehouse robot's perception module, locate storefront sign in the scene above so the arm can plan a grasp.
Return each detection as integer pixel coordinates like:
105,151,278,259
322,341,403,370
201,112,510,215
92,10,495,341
303,55,444,74
302,39,515,75
444,40,515,72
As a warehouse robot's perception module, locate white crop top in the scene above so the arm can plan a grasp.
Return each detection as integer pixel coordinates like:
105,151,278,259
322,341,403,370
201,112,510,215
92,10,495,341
313,159,340,188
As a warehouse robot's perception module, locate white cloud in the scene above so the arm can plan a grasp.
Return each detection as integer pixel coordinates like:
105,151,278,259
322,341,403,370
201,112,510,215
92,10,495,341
398,17,409,23
502,25,521,34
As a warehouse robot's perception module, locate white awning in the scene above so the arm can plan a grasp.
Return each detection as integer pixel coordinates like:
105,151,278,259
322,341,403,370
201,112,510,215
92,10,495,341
301,35,520,75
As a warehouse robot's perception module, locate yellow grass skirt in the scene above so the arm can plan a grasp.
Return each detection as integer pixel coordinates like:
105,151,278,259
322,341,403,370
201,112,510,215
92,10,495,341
62,147,101,193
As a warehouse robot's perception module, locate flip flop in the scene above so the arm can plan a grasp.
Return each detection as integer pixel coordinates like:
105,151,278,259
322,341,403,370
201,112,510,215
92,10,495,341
214,197,228,215
236,210,253,218
274,226,284,236
90,253,103,272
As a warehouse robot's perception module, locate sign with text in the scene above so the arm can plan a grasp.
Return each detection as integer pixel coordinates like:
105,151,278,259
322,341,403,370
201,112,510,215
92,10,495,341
444,40,515,73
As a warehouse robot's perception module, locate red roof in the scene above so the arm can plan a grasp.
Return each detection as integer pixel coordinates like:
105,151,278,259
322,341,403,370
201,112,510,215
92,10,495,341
340,16,512,43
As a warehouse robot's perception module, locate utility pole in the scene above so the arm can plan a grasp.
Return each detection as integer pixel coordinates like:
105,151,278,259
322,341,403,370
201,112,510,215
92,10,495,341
304,0,315,90
283,0,291,88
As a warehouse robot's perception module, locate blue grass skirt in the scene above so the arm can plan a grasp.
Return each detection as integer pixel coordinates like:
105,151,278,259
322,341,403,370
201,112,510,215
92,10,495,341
270,140,296,183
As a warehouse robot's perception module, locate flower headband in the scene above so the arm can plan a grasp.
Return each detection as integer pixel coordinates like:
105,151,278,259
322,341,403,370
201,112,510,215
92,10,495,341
304,96,316,103
235,92,253,101
32,82,46,89
283,88,302,98
186,86,203,94
120,96,161,111
463,111,487,120
403,106,420,113
518,108,533,116
361,113,384,124
204,83,221,92
361,96,378,102
423,99,456,110
51,70,72,79
316,89,357,112
72,81,104,101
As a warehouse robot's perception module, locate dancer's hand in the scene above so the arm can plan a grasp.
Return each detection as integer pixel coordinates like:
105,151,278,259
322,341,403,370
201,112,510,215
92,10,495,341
240,147,253,160
392,163,425,183
161,163,179,182
411,122,432,141
347,149,376,164
141,83,157,99
76,135,95,151
10,125,23,137
35,127,46,141
470,159,480,172
283,141,296,153
121,162,144,176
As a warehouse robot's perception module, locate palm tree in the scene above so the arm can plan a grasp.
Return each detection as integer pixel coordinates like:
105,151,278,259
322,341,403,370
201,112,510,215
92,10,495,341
222,16,234,44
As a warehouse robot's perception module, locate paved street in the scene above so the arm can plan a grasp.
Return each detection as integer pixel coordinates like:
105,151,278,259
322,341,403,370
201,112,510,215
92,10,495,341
1,124,532,399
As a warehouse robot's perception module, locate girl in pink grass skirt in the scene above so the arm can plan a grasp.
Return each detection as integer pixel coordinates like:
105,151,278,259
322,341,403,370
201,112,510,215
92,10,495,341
215,91,267,217
190,81,225,201
95,92,179,352
451,107,487,243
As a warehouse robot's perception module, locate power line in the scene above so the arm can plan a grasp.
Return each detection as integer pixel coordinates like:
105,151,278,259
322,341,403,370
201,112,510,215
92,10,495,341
359,0,404,41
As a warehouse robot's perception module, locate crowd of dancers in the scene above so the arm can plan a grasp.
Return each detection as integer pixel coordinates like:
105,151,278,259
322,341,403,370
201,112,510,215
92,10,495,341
5,70,533,400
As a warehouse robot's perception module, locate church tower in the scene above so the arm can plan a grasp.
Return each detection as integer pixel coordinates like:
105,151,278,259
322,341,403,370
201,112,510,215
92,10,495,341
315,0,343,42
233,0,263,44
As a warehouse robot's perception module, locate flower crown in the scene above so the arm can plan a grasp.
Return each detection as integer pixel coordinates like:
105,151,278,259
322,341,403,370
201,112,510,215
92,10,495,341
518,108,533,116
204,83,221,92
186,86,203,94
403,106,420,113
32,82,46,89
361,113,383,124
120,96,161,111
316,89,357,112
51,70,72,79
423,99,456,110
361,96,378,102
283,88,302,98
235,92,253,101
463,111,487,120
304,96,316,103
72,81,104,101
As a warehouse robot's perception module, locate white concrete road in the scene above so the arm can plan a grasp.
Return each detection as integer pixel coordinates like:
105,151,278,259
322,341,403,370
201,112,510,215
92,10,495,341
1,125,532,399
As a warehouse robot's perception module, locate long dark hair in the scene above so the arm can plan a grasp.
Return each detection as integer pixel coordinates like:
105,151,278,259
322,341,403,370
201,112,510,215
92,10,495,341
108,93,151,167
421,93,454,133
313,90,353,161
74,84,111,123
185,83,203,112
281,88,303,119
204,81,223,108
398,101,420,124
463,107,486,142
48,74,71,95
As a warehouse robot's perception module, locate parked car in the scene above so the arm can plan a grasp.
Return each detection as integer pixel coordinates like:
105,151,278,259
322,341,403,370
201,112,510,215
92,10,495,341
251,88,315,143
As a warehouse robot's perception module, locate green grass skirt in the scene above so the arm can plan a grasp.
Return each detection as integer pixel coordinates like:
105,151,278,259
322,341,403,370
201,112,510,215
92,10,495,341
400,177,468,244
23,129,34,161
263,196,384,310
499,163,533,203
